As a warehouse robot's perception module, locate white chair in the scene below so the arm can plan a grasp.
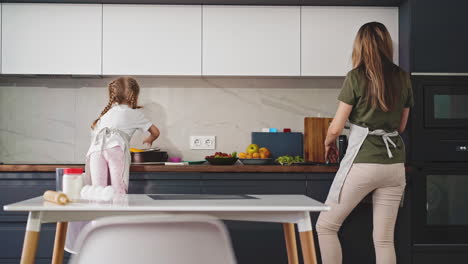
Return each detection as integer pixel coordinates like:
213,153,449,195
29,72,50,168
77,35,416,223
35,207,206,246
69,214,237,264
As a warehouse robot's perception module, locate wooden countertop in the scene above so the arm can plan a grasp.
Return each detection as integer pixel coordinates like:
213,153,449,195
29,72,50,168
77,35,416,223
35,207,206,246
0,164,339,173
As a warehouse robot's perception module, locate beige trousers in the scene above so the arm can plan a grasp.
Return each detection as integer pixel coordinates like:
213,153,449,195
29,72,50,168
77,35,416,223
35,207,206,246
316,163,405,264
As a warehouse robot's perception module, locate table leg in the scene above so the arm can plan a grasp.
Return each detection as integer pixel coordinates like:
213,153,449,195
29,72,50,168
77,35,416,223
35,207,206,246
21,212,42,264
297,212,318,264
52,222,68,264
283,223,299,264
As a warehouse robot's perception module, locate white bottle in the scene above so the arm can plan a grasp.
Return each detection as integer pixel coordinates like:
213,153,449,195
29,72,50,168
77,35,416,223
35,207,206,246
62,168,84,201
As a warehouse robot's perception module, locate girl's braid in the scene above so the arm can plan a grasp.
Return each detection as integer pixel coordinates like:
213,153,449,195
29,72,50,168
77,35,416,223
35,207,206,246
126,78,141,109
91,82,117,129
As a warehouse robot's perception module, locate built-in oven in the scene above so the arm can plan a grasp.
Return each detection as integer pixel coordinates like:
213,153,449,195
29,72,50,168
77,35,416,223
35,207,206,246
412,167,468,244
411,76,468,163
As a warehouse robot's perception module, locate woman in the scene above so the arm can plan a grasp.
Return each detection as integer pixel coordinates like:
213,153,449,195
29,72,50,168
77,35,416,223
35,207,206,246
316,22,413,264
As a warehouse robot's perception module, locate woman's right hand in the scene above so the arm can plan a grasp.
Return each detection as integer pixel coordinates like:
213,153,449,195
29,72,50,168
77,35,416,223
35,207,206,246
323,102,353,164
325,141,339,163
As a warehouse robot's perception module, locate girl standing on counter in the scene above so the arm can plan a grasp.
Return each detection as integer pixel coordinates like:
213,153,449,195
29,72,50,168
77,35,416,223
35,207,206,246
85,76,160,193
66,76,160,253
316,22,413,264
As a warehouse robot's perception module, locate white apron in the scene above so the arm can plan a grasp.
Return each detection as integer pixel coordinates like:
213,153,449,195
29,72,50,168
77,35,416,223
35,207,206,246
66,127,131,254
84,127,132,189
327,124,400,204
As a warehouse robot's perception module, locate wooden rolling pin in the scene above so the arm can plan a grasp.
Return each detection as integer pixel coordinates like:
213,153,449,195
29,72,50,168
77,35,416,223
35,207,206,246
43,191,70,205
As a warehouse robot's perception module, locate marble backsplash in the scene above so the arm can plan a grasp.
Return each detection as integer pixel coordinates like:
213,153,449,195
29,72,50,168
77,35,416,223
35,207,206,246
0,76,343,163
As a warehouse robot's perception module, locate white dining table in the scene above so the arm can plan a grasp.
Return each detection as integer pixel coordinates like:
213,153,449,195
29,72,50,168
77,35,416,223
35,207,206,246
4,194,330,264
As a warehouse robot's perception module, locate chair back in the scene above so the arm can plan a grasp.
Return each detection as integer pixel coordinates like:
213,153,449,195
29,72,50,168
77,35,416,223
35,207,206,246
70,214,236,264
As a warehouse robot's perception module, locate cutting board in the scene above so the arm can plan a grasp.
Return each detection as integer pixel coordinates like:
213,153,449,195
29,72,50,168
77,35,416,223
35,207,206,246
304,117,333,163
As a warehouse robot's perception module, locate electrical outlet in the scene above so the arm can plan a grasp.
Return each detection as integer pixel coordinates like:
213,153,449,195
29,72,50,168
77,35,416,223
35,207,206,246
190,136,216,150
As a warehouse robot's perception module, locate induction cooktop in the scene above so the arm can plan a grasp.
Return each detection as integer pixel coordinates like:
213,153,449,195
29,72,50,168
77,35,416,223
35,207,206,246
148,194,258,200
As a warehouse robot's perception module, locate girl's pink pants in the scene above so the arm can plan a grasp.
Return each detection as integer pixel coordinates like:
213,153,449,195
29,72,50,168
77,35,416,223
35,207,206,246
89,146,128,193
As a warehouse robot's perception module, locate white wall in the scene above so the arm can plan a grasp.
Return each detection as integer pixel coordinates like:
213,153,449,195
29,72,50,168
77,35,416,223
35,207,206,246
0,77,342,164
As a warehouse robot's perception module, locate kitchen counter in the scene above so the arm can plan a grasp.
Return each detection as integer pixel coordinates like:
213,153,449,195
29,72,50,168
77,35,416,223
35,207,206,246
0,164,339,173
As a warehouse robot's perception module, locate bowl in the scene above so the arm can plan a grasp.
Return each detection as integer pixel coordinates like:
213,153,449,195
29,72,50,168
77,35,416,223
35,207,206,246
168,157,182,162
239,158,273,165
205,157,238,165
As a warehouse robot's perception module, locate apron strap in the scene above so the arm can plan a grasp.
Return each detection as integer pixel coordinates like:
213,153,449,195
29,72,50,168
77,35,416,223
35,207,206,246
368,130,399,158
93,128,131,151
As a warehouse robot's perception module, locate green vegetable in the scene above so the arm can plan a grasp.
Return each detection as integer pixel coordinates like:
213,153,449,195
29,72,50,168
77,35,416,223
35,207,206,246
231,152,237,158
275,155,304,166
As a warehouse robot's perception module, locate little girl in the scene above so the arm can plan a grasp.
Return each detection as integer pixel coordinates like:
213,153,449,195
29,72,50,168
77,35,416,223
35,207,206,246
66,76,160,253
85,76,160,192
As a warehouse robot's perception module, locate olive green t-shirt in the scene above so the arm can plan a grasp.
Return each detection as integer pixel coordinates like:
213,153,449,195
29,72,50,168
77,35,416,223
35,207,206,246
338,67,414,164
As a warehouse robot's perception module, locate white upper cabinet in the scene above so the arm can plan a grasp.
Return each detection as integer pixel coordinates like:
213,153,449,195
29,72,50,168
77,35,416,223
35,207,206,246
1,3,102,75
0,4,399,77
203,6,300,76
103,5,202,75
301,7,399,76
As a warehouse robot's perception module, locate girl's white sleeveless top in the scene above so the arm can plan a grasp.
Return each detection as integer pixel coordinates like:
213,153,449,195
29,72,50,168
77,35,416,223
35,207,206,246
87,104,152,155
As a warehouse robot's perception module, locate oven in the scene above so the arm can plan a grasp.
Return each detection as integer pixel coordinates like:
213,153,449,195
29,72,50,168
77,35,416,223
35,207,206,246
411,76,468,163
412,167,468,244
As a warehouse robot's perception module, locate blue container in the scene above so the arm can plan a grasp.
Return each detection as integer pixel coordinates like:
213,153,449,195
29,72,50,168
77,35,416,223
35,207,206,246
251,132,303,160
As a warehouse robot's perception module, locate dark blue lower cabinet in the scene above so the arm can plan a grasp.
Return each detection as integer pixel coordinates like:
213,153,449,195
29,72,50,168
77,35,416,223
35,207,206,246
201,180,307,195
129,172,201,194
0,178,56,222
0,223,67,263
0,175,61,263
225,221,289,264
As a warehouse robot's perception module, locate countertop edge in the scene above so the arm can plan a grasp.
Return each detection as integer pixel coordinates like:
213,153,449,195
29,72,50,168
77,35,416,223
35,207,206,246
0,164,340,173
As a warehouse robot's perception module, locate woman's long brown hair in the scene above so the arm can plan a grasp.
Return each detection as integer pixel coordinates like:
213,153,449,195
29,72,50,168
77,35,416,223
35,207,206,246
352,22,399,112
91,77,141,129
